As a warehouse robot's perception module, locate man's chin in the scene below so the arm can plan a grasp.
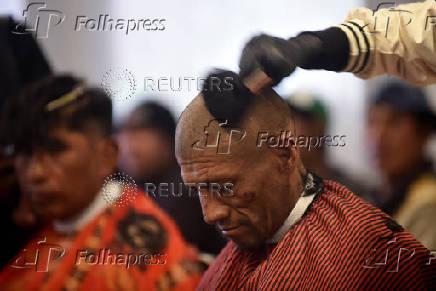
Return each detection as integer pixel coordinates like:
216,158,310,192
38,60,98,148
233,237,265,252
31,210,54,222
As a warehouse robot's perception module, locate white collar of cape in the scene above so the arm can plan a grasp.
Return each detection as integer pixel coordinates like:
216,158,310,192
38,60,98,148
53,181,122,233
51,180,316,239
266,189,316,244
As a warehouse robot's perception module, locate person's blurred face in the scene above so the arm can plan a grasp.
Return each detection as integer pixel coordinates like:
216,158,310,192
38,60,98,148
14,127,117,220
179,141,298,251
117,128,172,181
366,104,429,178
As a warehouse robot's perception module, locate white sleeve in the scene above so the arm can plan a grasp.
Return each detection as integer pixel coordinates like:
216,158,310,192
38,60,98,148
336,0,436,86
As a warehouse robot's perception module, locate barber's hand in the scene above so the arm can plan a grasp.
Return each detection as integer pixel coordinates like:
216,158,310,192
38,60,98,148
239,34,297,86
239,33,324,86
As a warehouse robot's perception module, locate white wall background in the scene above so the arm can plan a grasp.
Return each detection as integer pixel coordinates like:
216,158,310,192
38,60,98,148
3,0,385,184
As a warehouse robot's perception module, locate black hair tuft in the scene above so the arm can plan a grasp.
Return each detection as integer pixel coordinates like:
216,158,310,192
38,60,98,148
201,69,253,126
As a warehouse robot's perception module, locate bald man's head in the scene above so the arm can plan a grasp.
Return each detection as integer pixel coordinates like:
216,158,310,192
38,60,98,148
176,87,295,162
176,78,305,251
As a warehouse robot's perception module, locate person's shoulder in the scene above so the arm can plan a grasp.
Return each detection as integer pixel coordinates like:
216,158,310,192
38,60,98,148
99,187,188,257
128,189,180,227
105,189,206,289
317,179,382,218
123,189,185,243
409,172,436,203
315,178,431,251
395,172,436,226
307,180,436,288
312,179,413,245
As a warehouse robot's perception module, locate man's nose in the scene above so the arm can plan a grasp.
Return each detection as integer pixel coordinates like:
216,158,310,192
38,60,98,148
23,153,48,185
200,194,231,225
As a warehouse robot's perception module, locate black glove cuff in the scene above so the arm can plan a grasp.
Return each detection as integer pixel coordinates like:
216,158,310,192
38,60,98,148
290,27,349,72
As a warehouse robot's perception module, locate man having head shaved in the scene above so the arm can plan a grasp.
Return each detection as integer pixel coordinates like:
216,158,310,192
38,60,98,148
175,71,436,290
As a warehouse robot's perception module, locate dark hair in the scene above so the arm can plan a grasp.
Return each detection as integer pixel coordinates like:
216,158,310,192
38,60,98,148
0,75,113,153
122,101,176,139
370,82,435,130
202,69,253,126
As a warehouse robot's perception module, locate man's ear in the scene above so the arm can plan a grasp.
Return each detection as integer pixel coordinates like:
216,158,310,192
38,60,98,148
98,136,119,178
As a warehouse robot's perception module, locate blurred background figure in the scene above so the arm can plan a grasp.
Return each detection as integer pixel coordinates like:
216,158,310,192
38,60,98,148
0,15,52,268
116,101,226,256
366,82,436,250
286,91,368,197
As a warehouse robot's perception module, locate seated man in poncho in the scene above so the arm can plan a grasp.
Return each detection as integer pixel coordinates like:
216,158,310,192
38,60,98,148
0,75,204,291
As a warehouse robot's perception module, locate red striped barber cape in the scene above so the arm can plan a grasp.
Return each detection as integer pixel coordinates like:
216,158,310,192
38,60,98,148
198,180,436,290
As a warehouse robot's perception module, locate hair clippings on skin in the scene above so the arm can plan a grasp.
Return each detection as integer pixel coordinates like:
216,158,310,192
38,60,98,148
45,86,85,112
302,171,324,197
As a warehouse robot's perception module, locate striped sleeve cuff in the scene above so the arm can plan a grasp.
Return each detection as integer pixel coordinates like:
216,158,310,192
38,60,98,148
335,21,373,74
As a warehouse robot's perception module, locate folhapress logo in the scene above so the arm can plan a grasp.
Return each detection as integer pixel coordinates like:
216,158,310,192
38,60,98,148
13,2,65,38
11,237,65,272
12,2,166,38
75,15,166,35
192,119,246,154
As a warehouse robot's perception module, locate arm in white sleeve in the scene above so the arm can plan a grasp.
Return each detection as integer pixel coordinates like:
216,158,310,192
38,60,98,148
336,0,436,85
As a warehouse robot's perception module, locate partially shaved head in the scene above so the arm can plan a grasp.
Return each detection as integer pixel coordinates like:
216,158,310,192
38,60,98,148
176,88,294,162
176,80,305,251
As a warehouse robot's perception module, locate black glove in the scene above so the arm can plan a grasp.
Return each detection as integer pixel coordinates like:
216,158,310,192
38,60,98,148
239,28,350,86
239,34,294,85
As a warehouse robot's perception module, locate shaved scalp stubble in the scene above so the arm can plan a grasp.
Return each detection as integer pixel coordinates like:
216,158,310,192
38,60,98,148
175,85,296,164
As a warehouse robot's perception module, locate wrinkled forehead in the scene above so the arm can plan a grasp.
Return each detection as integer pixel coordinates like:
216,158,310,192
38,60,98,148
176,122,256,186
176,115,253,164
